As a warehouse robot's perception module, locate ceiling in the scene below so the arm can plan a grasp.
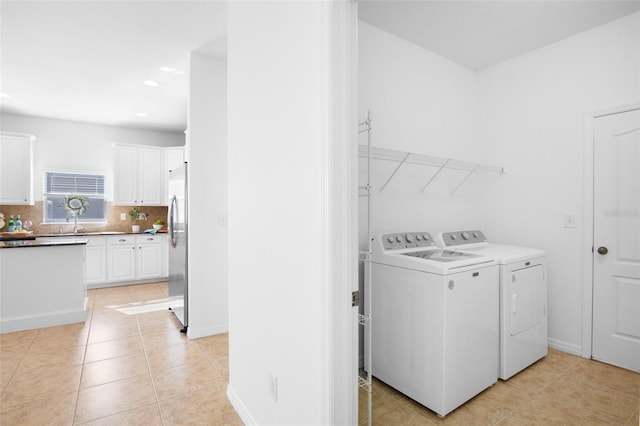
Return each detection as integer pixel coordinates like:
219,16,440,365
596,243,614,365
0,1,226,133
1,1,639,133
359,1,640,71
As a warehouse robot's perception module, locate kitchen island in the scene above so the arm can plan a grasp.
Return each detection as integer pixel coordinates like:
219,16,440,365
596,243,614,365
0,238,88,333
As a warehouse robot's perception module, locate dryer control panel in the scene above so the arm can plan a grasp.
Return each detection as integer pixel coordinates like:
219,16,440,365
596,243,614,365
380,232,436,251
439,230,487,247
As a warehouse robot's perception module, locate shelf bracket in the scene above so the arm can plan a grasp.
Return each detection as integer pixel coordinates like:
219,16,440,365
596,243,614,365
420,159,450,193
380,152,410,191
451,163,480,194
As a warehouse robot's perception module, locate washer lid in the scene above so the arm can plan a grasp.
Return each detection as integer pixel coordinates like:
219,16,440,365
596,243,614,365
403,249,483,263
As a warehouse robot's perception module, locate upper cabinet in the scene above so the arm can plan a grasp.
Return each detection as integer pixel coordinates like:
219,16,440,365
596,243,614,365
0,132,35,205
165,147,185,173
113,144,163,206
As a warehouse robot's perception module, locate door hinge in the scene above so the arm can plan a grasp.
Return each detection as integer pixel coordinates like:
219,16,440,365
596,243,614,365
352,290,360,307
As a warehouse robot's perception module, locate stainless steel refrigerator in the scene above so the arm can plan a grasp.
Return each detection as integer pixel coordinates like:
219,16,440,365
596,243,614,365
168,162,188,332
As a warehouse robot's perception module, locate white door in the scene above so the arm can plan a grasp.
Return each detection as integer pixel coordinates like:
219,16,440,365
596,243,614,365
592,108,640,372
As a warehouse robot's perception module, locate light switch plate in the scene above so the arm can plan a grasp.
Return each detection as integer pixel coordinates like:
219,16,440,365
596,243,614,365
120,213,126,221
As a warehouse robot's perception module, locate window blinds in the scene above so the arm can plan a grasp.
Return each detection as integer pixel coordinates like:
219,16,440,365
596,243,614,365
44,172,105,195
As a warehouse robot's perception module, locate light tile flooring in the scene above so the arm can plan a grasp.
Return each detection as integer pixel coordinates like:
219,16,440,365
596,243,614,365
2,283,638,425
0,282,241,425
359,349,640,425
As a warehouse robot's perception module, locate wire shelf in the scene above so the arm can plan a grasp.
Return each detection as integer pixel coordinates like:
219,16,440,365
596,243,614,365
358,144,504,194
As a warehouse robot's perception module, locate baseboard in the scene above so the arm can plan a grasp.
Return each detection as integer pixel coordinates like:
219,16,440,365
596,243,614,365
1,307,87,334
548,337,583,357
227,383,258,426
187,323,229,340
87,278,168,289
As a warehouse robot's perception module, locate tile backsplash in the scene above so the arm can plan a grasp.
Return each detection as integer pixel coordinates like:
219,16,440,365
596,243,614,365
0,202,168,234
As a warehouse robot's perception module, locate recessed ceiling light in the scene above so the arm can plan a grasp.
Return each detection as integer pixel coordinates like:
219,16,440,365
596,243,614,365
159,67,176,73
143,80,159,87
0,93,10,99
136,112,148,117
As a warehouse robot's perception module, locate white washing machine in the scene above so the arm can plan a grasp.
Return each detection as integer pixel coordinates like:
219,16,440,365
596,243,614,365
365,232,499,417
436,230,548,380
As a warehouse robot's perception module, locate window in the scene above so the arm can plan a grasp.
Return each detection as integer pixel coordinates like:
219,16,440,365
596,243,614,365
43,171,106,223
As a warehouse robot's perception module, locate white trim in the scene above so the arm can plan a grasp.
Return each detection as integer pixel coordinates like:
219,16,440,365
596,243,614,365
581,103,640,359
0,131,36,141
548,337,582,357
186,323,228,340
0,307,87,334
321,1,359,425
226,384,258,426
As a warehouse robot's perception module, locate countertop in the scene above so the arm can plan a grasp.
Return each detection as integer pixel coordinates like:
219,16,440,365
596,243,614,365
0,230,168,246
0,238,89,249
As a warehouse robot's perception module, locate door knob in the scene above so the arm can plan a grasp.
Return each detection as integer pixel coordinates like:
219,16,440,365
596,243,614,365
597,246,608,255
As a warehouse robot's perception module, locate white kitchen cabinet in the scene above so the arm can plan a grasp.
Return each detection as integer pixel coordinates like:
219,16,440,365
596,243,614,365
0,132,35,205
135,234,164,280
107,235,136,282
106,234,168,284
85,237,107,285
165,147,185,173
113,144,163,206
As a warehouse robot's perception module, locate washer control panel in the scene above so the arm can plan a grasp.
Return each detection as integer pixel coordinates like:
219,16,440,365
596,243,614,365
439,230,487,247
381,232,436,250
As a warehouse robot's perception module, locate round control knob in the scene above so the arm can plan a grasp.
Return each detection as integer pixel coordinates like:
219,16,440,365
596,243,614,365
461,232,470,240
450,234,457,240
416,235,422,241
387,237,395,243
422,234,430,241
472,232,479,238
395,236,402,243
405,234,414,243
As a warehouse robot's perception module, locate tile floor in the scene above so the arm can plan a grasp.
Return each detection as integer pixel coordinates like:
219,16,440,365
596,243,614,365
359,349,640,425
2,283,638,425
0,282,241,425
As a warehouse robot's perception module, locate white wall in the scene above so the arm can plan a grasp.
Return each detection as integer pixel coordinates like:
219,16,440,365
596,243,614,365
0,113,183,200
227,2,335,424
186,51,228,339
358,22,491,243
476,12,640,354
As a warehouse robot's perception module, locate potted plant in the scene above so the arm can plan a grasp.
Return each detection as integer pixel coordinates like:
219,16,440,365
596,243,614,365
128,207,145,233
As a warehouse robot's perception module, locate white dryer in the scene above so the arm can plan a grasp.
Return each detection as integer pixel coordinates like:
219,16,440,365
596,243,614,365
436,230,548,380
366,232,499,417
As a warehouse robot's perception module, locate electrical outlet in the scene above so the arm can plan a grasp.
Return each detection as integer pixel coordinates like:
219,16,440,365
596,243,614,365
219,216,227,226
120,213,126,221
563,214,576,229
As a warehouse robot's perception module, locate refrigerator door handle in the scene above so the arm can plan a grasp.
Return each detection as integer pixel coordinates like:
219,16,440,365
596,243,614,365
169,195,178,248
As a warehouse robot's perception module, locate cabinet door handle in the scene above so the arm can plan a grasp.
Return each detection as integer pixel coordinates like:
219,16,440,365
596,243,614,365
119,239,126,242
147,238,154,241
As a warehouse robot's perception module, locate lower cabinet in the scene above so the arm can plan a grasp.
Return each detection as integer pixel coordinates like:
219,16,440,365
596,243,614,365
37,234,168,288
107,236,137,282
135,235,164,280
85,237,107,285
99,234,168,287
